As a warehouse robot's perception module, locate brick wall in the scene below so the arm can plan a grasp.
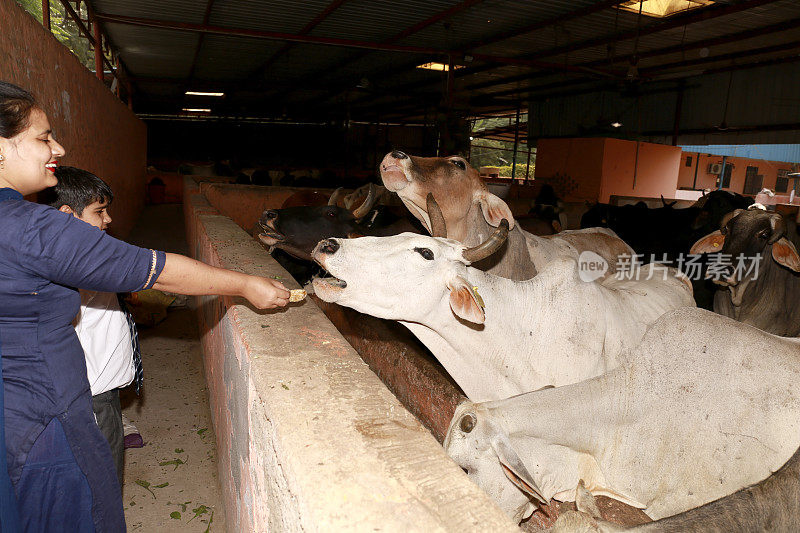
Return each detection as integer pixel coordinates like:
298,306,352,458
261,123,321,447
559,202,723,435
0,0,146,237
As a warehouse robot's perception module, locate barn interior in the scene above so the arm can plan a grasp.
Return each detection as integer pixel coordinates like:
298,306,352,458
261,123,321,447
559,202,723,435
2,0,800,530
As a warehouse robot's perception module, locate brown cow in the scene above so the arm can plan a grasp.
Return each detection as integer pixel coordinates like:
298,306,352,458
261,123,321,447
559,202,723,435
379,151,634,281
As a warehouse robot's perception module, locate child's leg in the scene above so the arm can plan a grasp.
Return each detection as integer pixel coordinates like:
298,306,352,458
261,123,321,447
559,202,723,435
91,390,124,487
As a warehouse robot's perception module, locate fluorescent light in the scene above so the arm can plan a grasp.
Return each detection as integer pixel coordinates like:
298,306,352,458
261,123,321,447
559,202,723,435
416,62,464,72
185,91,225,97
182,108,211,113
611,122,623,128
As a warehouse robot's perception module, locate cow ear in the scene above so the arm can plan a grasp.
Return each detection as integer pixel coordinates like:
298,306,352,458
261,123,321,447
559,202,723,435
490,433,548,505
574,480,602,519
772,238,800,272
447,275,485,324
690,230,725,255
478,191,516,230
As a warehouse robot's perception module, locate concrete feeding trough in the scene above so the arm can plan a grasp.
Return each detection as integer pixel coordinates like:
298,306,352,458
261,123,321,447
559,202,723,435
183,177,518,531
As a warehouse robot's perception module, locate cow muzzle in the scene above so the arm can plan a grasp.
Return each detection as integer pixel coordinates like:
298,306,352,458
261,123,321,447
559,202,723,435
257,210,286,245
311,238,343,272
316,238,340,255
380,151,411,191
311,239,348,300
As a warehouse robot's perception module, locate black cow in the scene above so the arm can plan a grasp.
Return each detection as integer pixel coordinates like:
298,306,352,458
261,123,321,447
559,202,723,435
581,191,754,309
691,208,800,336
257,203,424,284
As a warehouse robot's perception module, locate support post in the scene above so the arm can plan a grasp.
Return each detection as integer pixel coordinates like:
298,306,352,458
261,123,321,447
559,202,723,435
93,16,103,82
42,0,50,30
525,143,532,180
511,103,520,180
671,81,684,146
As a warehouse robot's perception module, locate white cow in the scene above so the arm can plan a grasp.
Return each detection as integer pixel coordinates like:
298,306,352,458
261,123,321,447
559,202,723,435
311,224,694,401
443,307,800,523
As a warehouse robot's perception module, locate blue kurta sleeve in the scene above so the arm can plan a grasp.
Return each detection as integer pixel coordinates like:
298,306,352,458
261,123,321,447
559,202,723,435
15,204,165,293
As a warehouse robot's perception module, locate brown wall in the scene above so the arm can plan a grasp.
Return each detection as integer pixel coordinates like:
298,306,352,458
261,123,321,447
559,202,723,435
678,152,796,195
0,0,146,238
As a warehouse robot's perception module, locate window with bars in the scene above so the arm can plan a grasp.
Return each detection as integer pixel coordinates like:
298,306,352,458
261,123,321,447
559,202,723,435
743,166,763,195
685,155,693,167
776,169,790,193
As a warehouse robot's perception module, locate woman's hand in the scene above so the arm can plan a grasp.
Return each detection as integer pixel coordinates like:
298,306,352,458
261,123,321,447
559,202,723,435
243,276,290,309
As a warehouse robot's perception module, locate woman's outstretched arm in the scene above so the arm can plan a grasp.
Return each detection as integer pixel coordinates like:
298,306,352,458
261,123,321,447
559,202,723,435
153,253,290,309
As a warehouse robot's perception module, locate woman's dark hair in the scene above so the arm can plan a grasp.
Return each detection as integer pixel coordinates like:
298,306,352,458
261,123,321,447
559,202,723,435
0,81,38,139
45,166,114,215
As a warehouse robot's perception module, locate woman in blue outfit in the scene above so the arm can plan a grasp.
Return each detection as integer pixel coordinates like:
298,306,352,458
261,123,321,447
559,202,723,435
0,81,290,532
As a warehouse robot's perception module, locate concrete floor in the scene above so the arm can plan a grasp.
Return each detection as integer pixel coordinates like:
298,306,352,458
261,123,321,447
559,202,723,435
121,204,227,532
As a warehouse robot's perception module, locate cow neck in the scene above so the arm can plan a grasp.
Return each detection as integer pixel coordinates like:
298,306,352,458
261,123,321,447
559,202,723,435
408,268,551,399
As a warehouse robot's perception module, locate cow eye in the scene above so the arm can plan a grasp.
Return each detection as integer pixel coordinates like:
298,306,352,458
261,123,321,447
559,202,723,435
326,210,336,218
451,159,466,170
414,247,434,260
459,413,476,433
758,229,769,240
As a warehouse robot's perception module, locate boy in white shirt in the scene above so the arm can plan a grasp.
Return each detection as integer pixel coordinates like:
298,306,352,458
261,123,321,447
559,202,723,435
48,166,140,487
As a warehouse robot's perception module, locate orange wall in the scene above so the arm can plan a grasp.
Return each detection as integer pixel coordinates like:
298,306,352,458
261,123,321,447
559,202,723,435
1,0,146,238
599,139,681,203
678,152,795,194
533,138,605,201
535,137,681,203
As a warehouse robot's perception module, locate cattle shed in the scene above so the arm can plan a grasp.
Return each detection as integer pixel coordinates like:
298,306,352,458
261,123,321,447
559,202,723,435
2,0,800,530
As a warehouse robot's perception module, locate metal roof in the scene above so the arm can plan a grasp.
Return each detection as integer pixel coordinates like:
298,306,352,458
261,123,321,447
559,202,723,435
680,144,800,164
83,0,800,128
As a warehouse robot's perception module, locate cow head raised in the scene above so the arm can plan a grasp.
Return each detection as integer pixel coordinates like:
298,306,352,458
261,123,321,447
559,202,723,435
379,150,515,242
257,187,378,260
310,218,510,325
690,208,800,287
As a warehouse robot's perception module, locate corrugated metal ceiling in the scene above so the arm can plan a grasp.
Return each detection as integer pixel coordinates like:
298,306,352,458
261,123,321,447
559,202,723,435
84,0,800,128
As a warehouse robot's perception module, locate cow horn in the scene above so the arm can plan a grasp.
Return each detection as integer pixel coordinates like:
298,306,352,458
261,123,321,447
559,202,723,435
720,209,743,234
351,183,377,219
768,213,787,244
426,193,447,238
462,219,509,263
328,187,344,206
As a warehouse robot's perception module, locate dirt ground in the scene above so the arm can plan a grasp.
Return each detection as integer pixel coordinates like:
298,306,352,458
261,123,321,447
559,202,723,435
121,204,226,532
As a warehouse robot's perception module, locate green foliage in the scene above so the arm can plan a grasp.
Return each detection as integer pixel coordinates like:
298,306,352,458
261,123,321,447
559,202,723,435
15,0,96,69
496,163,534,179
135,479,156,499
159,458,186,471
470,115,534,178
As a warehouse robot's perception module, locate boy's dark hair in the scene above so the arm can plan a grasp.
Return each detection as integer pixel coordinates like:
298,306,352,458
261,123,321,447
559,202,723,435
47,166,114,215
0,81,38,139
